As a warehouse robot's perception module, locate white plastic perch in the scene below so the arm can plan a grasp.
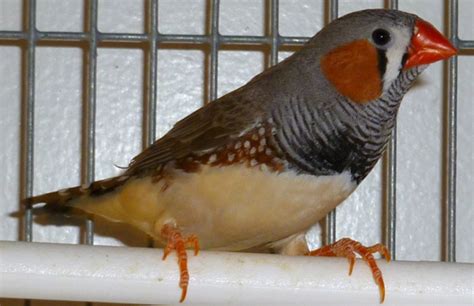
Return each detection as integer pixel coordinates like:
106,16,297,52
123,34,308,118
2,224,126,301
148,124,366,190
0,241,472,305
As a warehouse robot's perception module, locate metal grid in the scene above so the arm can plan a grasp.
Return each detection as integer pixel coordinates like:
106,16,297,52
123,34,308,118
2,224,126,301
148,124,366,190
0,0,472,272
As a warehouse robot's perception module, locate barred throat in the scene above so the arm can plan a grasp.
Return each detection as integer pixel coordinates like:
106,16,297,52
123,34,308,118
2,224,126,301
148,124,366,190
273,66,424,183
348,65,425,181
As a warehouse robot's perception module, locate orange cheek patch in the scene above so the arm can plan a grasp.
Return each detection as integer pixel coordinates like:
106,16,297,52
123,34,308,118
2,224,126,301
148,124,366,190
321,40,382,104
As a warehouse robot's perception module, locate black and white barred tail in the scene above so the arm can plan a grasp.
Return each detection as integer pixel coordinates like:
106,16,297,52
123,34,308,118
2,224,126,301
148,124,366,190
25,175,131,206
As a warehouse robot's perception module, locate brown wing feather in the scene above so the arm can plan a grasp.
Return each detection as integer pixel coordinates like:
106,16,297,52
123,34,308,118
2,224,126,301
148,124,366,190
126,90,265,176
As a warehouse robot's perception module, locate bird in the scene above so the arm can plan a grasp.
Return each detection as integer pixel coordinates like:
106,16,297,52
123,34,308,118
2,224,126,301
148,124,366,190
26,9,456,303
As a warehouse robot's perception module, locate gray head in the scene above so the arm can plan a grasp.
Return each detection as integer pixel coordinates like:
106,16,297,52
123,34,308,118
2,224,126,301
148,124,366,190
268,9,456,181
309,9,417,95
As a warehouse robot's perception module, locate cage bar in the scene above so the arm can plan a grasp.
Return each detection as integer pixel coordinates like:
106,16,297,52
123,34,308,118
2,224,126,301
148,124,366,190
20,0,38,244
1,29,471,51
269,0,279,66
383,0,399,262
324,0,338,246
208,0,220,103
0,31,314,46
144,0,159,148
444,0,458,263
80,0,99,246
458,40,473,49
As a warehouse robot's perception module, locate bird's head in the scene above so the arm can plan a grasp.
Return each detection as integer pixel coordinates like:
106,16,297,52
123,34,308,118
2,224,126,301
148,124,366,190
311,9,457,104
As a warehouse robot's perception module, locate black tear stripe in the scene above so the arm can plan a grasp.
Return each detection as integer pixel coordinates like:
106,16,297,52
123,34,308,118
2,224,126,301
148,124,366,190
400,52,409,70
377,48,388,81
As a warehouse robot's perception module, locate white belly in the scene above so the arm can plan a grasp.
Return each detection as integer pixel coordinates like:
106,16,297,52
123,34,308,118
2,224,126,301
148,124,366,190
74,165,356,251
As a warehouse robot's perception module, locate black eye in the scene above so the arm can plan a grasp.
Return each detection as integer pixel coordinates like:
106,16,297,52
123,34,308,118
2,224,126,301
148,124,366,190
372,29,391,46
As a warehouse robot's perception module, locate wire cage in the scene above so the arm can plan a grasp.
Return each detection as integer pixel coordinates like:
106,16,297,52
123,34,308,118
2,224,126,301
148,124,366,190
0,0,472,305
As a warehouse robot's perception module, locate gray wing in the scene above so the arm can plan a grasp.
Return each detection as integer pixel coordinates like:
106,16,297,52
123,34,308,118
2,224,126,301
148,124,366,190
125,91,265,175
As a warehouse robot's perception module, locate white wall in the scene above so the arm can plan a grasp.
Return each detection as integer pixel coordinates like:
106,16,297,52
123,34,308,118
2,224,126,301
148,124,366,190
0,0,472,305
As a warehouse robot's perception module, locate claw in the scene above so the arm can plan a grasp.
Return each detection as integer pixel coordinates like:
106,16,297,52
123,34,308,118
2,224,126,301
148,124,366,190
161,224,200,303
306,238,390,303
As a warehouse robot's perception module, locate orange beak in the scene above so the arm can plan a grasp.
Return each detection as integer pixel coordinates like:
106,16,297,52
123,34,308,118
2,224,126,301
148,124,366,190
404,19,457,70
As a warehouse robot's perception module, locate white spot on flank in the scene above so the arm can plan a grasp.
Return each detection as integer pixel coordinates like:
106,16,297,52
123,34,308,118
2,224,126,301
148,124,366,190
265,148,272,156
260,138,266,146
244,141,251,149
208,154,217,163
251,134,259,141
228,153,235,162
250,147,257,155
234,142,242,150
258,145,264,152
259,164,269,172
258,127,265,135
250,159,258,167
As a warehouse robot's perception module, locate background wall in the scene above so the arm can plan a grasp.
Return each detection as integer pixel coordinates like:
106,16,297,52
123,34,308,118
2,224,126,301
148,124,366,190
0,0,472,305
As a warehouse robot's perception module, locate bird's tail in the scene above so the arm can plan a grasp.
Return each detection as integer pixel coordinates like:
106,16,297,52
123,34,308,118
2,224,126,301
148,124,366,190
25,175,131,207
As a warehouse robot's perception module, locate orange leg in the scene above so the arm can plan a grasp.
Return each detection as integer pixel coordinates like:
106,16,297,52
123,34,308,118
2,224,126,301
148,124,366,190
161,224,200,303
307,238,391,303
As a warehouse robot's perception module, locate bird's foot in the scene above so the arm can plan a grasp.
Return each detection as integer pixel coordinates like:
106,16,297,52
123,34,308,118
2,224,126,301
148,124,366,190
306,238,390,303
161,224,200,303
